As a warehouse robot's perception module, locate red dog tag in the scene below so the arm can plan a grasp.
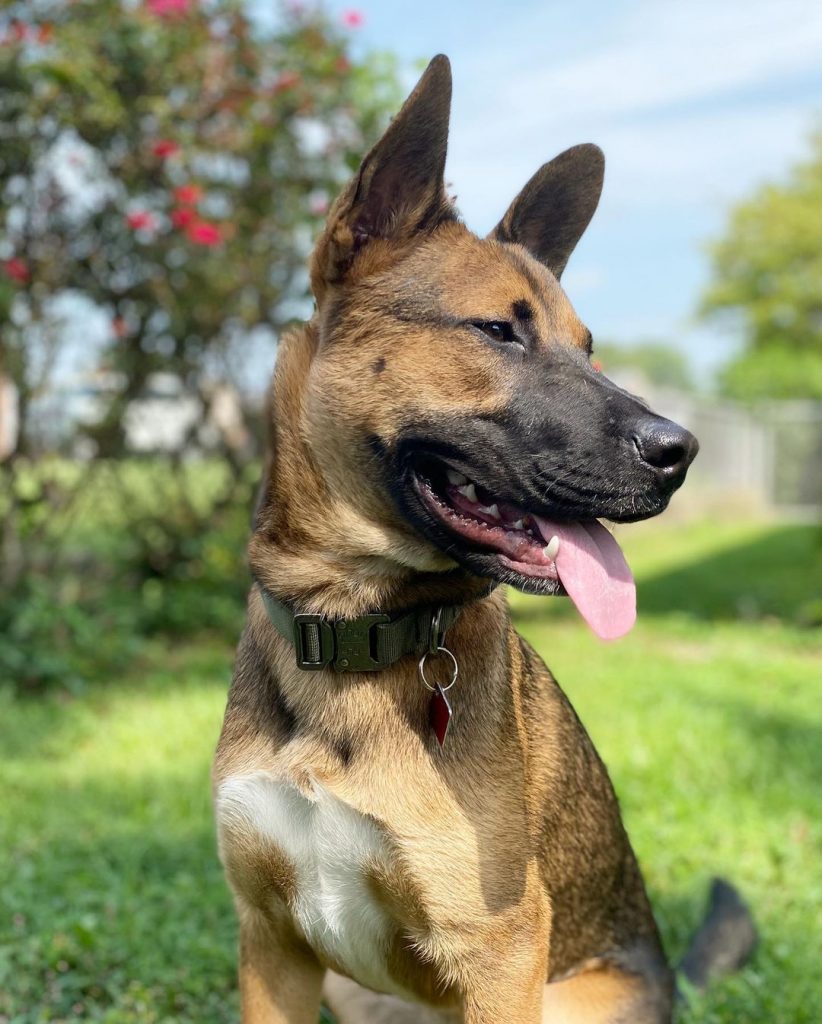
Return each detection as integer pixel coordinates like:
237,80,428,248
429,683,453,747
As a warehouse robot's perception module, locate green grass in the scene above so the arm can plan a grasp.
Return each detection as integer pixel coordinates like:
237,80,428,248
1,520,820,1022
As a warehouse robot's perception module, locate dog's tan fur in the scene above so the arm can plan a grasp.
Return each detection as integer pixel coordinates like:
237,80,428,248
214,57,676,1023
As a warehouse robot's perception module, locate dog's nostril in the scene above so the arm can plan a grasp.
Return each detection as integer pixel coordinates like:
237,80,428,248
651,440,686,470
633,419,698,477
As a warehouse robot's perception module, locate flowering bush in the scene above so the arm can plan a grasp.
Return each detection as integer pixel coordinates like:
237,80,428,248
0,0,397,458
0,0,399,691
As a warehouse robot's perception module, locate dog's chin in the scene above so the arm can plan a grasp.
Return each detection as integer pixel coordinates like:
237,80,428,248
396,453,669,596
449,549,567,597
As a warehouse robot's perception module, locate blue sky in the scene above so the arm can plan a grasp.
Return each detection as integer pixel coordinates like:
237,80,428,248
255,0,822,380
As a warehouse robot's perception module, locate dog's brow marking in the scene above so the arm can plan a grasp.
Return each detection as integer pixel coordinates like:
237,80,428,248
385,301,461,330
506,250,548,308
512,299,534,322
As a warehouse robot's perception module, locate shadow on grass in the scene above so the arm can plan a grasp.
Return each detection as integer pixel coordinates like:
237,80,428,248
638,524,821,624
694,690,822,807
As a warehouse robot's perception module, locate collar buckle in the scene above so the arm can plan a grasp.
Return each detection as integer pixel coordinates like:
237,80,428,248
293,614,335,670
333,612,391,671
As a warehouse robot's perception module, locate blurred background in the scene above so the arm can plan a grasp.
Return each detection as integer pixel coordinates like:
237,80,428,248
0,2,819,1022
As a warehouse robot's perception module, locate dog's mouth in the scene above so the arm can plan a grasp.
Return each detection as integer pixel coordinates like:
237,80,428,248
408,455,636,641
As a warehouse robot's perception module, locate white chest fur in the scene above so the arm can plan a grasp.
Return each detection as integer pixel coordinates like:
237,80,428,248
217,772,406,996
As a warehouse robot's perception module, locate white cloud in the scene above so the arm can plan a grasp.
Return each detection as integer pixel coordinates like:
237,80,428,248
458,0,822,127
595,101,816,211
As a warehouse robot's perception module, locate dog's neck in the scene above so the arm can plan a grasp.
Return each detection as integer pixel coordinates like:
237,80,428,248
249,324,492,622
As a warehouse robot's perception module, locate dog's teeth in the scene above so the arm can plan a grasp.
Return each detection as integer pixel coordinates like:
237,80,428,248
511,519,525,530
479,503,500,519
446,469,468,486
457,483,477,503
543,536,560,560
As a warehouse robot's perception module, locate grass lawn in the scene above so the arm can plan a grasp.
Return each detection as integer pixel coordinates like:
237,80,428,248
1,519,820,1023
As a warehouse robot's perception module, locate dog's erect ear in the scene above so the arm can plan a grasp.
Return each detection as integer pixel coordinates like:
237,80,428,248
310,55,452,297
490,144,604,280
347,54,452,242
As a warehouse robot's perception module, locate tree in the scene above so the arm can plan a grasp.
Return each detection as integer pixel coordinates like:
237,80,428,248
0,0,399,689
700,132,822,401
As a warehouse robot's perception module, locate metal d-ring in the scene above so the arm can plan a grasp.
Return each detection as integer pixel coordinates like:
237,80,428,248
418,645,458,693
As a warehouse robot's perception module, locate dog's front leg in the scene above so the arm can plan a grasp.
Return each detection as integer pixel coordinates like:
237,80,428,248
238,909,325,1024
461,928,548,1024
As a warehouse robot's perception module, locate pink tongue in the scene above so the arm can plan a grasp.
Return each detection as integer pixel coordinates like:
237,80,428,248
532,518,636,641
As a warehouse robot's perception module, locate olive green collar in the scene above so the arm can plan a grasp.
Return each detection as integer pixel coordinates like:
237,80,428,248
260,588,461,673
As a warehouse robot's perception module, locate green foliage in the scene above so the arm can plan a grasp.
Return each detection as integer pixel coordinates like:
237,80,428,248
0,458,253,693
701,132,822,400
0,576,137,694
719,344,822,404
2,521,820,1022
594,340,695,391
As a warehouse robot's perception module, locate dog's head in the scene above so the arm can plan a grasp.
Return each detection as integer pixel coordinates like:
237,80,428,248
276,55,698,637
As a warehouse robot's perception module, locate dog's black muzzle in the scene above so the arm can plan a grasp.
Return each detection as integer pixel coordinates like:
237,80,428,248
393,363,699,528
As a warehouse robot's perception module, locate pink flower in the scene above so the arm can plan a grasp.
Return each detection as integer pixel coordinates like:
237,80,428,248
592,360,602,373
151,139,180,159
3,258,29,283
3,22,54,47
309,194,329,216
186,220,222,246
174,184,203,206
146,0,191,18
170,207,196,228
126,210,156,231
341,9,364,28
2,21,29,45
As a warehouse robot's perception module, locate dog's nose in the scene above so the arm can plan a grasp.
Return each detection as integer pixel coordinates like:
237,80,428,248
633,417,699,484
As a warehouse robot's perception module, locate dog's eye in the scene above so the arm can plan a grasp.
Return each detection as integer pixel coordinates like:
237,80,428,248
473,321,516,344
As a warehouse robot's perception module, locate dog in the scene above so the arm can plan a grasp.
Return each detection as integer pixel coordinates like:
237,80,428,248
213,55,755,1023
